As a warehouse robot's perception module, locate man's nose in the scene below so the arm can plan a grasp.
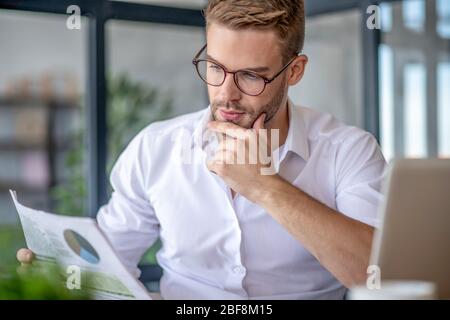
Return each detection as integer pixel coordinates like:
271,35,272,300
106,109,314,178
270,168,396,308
217,72,242,102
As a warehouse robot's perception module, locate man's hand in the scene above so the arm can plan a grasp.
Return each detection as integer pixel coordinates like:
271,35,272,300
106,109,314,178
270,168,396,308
17,248,34,266
206,113,282,203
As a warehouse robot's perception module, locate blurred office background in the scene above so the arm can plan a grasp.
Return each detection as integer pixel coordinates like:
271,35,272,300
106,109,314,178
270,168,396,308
0,0,449,290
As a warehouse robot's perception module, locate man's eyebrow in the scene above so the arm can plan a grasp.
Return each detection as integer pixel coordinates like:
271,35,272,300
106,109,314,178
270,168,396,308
205,53,271,73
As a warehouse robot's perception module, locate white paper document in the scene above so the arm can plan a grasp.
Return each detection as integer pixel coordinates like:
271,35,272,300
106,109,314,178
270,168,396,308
10,190,152,300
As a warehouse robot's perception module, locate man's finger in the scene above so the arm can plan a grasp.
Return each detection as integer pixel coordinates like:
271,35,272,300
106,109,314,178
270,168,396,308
206,159,219,175
208,121,249,139
17,248,34,264
208,120,241,132
252,113,266,131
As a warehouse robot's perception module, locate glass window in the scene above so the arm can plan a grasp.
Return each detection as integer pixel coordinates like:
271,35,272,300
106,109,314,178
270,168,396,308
438,62,450,158
402,0,426,33
379,0,449,160
380,3,393,33
290,9,363,128
379,44,394,161
404,63,427,158
106,20,207,170
0,9,87,266
437,0,450,38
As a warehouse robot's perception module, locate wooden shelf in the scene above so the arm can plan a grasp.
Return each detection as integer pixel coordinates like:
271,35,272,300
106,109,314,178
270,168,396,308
0,140,74,151
0,142,45,151
0,97,81,206
0,97,79,109
0,182,50,194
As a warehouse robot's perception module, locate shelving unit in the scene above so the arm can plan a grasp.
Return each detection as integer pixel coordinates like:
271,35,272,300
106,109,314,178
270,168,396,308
0,97,81,221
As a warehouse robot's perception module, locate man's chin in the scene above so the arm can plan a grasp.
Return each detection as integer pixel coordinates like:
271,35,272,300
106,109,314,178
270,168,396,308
214,114,249,128
223,119,252,128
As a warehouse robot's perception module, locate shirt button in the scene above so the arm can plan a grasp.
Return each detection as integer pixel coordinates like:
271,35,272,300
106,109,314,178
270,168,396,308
232,265,246,275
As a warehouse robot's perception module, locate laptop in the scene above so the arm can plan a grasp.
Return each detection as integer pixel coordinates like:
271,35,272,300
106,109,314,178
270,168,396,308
370,159,450,299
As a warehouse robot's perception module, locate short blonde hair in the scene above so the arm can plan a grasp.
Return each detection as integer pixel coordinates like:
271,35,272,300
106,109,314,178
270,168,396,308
203,0,305,63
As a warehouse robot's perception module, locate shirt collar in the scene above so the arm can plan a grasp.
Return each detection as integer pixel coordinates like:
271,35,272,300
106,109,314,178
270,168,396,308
192,100,310,161
284,99,310,161
192,106,213,150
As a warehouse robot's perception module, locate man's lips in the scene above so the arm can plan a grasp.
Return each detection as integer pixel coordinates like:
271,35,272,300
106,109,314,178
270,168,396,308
219,108,245,121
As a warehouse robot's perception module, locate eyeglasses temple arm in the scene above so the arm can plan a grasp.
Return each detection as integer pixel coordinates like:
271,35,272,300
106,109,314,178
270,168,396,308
266,55,299,83
193,44,207,63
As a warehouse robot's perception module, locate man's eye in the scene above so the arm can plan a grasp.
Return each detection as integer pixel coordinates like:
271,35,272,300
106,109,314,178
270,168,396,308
208,65,222,72
241,72,259,81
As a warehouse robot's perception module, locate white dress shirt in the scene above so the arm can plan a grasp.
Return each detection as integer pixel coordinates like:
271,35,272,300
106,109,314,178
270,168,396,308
96,99,387,300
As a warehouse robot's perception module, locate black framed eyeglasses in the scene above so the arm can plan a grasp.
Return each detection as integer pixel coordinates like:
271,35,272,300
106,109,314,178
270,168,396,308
192,44,298,96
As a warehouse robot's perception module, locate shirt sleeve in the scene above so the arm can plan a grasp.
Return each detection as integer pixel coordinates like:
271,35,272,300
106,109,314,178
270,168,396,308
96,128,160,278
335,131,388,228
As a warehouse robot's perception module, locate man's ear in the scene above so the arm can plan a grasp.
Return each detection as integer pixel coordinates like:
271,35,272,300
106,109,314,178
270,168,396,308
287,54,308,86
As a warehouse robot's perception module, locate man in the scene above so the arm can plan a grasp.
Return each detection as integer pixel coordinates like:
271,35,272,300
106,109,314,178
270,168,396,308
17,0,386,299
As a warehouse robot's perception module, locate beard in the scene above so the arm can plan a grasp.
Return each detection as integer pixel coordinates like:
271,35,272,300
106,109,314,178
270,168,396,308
210,75,287,129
